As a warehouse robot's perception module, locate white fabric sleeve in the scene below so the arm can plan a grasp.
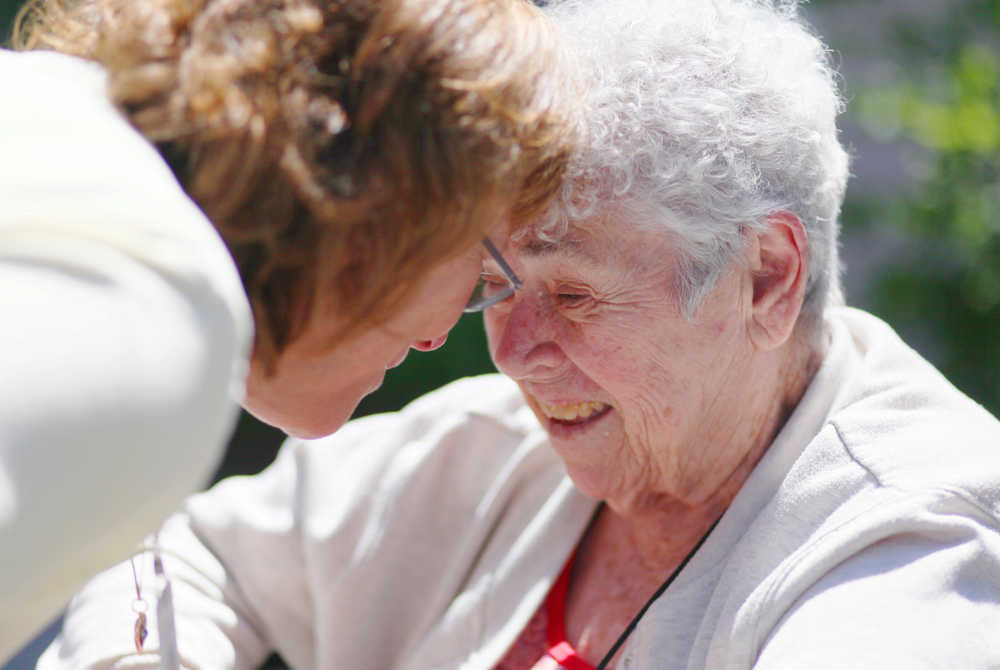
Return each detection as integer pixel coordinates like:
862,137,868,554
753,504,1000,670
0,49,252,661
35,443,306,670
0,241,248,661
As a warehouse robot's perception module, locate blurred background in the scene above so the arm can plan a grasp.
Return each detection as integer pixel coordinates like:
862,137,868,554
2,0,998,666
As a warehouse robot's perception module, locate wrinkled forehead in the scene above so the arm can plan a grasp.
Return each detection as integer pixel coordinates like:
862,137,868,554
506,214,665,269
510,213,602,251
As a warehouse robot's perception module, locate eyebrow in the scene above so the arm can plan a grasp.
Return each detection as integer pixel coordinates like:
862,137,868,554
522,239,558,256
521,236,596,263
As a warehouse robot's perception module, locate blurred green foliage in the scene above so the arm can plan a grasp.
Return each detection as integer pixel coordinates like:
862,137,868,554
849,1,1000,414
1,0,19,42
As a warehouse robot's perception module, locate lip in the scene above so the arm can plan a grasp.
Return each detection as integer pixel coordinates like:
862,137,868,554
528,394,614,439
537,400,609,421
542,403,614,439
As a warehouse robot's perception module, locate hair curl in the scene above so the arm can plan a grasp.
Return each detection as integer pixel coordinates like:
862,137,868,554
541,0,849,325
14,0,577,365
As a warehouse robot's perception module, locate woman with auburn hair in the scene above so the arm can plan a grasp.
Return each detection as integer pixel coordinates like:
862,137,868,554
34,1,1000,669
0,0,577,659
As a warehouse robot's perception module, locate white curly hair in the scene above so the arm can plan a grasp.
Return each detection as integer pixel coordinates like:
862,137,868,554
540,0,850,325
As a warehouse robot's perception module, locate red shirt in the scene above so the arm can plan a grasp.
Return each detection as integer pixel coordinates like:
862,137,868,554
494,553,595,670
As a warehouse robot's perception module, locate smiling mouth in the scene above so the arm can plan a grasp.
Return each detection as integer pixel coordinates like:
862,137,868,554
538,400,611,424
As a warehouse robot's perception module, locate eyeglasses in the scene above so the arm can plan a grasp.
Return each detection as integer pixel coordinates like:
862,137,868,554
464,237,523,312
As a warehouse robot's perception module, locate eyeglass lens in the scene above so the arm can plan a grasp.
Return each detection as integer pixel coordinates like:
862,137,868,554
464,238,522,313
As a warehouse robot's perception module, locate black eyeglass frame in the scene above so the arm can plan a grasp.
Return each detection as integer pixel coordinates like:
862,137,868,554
463,237,523,313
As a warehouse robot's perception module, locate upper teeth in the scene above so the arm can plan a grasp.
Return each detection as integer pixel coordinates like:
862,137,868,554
539,401,609,421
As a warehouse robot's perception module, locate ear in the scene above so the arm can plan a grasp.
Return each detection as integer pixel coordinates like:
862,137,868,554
746,211,808,350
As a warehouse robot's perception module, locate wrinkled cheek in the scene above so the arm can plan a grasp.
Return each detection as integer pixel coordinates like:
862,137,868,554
592,338,628,359
578,327,627,358
620,392,675,448
609,352,676,405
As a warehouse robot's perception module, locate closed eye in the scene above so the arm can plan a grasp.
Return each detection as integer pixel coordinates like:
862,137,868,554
556,290,591,307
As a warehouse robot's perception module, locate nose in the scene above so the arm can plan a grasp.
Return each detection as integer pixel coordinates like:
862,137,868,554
411,334,449,352
486,290,565,380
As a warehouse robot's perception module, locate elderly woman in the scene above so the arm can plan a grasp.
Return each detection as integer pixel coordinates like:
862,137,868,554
1,0,575,660
36,0,1000,668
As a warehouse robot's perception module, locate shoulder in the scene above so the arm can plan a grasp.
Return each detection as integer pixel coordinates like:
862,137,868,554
719,307,1000,612
708,311,1000,665
752,308,1000,551
826,307,1000,512
0,49,145,179
0,48,107,97
0,48,253,367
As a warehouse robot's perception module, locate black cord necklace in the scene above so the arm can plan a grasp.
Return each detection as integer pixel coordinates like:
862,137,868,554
593,515,722,670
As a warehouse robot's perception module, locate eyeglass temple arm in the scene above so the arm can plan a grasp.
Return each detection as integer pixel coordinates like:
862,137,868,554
482,237,523,289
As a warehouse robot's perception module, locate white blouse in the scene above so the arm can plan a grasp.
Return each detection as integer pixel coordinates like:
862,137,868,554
0,49,253,662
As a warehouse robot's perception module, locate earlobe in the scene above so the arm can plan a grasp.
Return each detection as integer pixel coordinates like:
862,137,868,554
748,211,808,350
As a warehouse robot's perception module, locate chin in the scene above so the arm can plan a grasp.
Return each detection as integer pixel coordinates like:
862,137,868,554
265,377,383,440
287,424,334,440
287,413,351,440
273,396,356,439
559,460,618,502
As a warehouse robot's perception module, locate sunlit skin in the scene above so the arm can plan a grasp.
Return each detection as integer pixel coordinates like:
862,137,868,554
483,214,824,664
243,246,483,439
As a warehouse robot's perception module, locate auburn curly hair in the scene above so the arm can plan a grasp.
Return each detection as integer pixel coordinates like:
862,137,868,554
13,0,577,366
